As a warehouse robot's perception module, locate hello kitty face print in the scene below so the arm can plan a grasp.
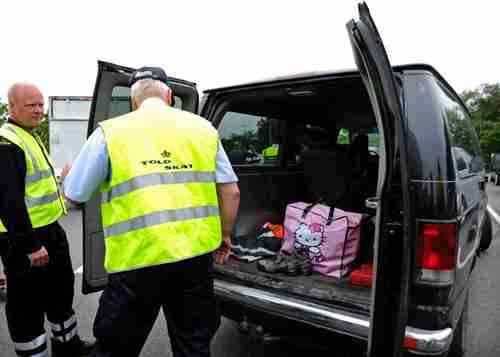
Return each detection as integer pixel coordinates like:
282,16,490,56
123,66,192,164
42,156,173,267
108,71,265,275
294,223,326,262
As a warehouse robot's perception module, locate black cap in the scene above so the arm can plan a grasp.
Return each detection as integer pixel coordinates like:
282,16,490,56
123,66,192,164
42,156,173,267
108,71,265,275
129,66,168,86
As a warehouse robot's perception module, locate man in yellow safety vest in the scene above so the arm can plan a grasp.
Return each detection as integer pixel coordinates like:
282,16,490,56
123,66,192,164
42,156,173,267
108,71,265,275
64,67,240,357
0,82,94,357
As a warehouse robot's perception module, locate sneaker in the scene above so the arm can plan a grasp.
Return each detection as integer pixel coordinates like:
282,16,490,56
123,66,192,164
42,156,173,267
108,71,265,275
290,250,313,276
257,253,296,275
52,335,95,357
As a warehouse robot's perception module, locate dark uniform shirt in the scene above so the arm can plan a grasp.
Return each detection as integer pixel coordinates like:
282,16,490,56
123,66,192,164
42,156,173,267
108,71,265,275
0,120,53,255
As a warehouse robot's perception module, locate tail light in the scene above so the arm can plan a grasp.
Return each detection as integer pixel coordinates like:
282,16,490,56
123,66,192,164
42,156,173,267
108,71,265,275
403,336,418,350
415,223,457,285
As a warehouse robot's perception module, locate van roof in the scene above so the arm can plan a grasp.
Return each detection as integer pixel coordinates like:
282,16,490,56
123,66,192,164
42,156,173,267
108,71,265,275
203,63,442,93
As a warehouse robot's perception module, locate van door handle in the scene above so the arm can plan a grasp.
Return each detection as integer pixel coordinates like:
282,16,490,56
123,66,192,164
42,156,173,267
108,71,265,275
468,224,478,242
365,197,379,210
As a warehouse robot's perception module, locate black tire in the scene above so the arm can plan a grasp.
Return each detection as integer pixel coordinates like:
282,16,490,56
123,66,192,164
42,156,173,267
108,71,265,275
479,211,493,252
448,292,469,357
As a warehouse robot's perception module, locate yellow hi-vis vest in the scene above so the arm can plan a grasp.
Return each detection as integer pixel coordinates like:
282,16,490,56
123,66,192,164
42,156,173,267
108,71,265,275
262,145,279,163
0,123,66,232
99,105,222,273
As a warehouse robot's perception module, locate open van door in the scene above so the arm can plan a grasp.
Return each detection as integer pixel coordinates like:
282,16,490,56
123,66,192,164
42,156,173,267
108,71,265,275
347,3,412,356
82,61,199,294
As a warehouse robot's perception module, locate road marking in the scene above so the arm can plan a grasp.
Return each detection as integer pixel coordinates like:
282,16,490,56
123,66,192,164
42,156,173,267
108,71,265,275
487,204,500,225
74,265,83,274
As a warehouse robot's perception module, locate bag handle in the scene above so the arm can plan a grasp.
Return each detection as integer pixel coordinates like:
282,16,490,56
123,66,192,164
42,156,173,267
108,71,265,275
326,206,335,226
301,203,335,226
301,203,317,219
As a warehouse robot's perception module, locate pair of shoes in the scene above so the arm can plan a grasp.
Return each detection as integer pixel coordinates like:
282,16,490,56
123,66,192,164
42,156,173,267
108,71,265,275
52,335,95,357
257,250,312,276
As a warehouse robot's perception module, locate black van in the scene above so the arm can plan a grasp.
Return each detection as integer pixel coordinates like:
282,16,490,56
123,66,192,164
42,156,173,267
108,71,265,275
82,3,492,356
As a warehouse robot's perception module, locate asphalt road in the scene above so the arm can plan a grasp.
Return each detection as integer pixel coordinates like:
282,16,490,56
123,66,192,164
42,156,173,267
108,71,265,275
1,185,500,356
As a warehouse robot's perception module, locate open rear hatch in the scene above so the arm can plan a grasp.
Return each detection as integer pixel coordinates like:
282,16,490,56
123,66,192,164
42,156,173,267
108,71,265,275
211,3,412,356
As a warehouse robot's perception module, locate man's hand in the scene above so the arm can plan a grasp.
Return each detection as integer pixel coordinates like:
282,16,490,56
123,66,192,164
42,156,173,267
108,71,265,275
60,164,72,182
214,234,232,265
215,182,239,265
28,246,49,267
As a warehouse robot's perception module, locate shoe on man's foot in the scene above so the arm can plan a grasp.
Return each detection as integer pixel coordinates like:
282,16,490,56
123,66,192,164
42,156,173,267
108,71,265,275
52,335,95,357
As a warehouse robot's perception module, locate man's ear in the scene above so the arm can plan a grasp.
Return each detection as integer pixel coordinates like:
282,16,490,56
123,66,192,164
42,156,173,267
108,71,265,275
166,90,173,106
131,97,138,110
8,102,15,117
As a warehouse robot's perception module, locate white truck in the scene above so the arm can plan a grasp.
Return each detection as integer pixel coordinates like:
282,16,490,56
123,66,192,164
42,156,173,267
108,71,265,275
48,96,92,178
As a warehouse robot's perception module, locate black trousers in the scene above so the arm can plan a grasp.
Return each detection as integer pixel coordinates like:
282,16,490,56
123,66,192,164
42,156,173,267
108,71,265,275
0,222,77,356
91,254,221,357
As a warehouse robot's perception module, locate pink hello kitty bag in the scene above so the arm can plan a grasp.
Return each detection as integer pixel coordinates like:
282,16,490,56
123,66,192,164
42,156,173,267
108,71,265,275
281,202,362,278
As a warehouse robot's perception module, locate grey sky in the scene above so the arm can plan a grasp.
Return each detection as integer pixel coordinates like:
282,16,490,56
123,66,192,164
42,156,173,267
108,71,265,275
1,0,498,103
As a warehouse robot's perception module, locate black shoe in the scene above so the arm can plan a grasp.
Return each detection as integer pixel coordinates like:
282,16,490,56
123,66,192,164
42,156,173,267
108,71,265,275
257,252,301,275
290,250,313,276
52,335,95,357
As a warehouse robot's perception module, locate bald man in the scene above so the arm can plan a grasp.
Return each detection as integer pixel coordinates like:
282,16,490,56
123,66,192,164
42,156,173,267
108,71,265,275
0,83,94,356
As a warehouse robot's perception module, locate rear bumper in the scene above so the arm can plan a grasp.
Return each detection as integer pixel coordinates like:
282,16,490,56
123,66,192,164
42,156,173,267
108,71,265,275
214,279,453,355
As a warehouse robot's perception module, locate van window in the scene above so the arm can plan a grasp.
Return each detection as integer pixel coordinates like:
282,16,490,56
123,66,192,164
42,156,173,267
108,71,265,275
109,87,132,119
337,128,350,145
435,81,482,177
368,130,380,153
218,111,284,166
337,128,379,152
107,86,184,119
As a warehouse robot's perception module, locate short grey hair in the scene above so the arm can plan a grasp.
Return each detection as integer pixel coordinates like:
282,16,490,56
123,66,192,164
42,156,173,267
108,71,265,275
130,79,170,103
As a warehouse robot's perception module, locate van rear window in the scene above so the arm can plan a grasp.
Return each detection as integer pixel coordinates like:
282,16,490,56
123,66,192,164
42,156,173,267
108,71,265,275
218,111,284,166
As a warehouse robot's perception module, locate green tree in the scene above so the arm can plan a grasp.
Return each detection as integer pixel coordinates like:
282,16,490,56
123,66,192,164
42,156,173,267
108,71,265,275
34,117,50,151
460,83,500,162
0,101,7,122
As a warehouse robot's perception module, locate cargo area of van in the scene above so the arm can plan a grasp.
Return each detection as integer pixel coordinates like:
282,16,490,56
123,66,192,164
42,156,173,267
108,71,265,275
211,75,381,311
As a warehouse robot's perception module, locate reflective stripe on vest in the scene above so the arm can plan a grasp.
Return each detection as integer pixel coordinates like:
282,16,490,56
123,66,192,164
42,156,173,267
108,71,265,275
25,192,60,208
101,170,216,203
104,204,220,237
99,105,222,273
0,124,65,232
26,169,52,183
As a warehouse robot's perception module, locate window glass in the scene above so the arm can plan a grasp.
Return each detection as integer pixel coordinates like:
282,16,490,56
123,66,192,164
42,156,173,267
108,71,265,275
51,99,91,120
368,130,380,153
218,111,284,166
338,128,380,153
337,128,350,145
107,86,184,119
109,87,131,119
436,81,482,177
